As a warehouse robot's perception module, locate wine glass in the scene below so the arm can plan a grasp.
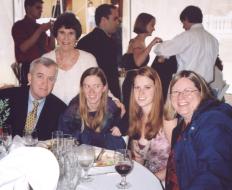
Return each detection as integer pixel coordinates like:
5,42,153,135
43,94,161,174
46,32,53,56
0,124,12,152
114,149,133,189
77,144,95,182
23,129,38,146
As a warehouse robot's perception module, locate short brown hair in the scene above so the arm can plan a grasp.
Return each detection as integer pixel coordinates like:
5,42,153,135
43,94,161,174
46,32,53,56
53,12,82,40
24,0,43,10
95,4,117,26
133,13,155,34
180,5,203,23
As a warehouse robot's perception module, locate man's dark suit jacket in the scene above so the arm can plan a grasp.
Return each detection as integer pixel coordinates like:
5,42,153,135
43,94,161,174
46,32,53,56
0,87,66,140
77,27,121,99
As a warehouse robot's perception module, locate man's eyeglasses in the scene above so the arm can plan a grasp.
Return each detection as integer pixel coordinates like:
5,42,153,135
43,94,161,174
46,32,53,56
170,89,199,98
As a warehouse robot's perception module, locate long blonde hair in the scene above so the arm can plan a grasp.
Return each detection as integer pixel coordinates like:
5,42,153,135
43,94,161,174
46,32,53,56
79,67,108,132
128,67,164,139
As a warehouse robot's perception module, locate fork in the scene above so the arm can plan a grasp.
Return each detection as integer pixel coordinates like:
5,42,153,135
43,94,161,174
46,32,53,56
95,148,105,161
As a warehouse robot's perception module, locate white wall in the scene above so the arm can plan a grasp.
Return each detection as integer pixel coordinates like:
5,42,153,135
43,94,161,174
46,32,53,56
0,0,18,87
122,0,232,93
1,0,232,93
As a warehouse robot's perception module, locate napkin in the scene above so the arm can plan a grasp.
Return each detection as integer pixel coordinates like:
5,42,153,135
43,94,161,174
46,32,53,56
8,135,25,152
89,165,116,176
0,147,59,190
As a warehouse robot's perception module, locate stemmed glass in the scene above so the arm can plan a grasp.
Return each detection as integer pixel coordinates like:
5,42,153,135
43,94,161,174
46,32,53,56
77,144,95,182
0,124,12,152
114,149,133,189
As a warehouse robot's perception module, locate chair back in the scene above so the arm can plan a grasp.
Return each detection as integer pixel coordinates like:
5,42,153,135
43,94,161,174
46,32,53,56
11,62,22,86
217,84,230,101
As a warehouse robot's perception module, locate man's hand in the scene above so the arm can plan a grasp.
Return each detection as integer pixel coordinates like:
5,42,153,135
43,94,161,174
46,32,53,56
157,56,166,63
113,99,126,118
39,22,52,33
153,37,163,43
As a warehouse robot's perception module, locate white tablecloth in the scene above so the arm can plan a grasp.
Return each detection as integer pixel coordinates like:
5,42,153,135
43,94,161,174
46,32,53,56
0,147,59,190
77,161,163,190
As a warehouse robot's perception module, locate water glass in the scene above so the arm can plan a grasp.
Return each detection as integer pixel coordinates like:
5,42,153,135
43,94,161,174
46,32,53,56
63,134,75,152
23,129,38,146
51,130,63,157
57,145,81,190
77,144,95,182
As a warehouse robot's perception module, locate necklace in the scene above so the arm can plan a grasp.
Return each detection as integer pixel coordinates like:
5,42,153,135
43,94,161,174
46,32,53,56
56,49,79,70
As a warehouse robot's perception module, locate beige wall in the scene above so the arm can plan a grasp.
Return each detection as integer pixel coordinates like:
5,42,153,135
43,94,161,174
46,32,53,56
42,0,54,17
73,0,86,33
42,0,110,34
74,0,111,34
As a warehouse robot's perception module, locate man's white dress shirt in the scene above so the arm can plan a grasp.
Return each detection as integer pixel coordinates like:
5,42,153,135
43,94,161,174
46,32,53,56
154,24,219,83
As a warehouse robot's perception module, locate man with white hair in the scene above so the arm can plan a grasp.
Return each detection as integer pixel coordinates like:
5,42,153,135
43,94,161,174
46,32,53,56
0,57,66,140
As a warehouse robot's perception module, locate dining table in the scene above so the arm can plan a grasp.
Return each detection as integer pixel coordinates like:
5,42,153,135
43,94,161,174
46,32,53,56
52,142,164,190
0,134,165,190
76,161,163,190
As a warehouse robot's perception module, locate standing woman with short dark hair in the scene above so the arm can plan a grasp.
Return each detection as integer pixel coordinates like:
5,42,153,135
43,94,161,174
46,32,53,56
43,12,98,105
121,13,161,114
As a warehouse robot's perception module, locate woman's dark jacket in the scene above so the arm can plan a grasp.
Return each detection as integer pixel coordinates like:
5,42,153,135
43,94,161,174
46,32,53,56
171,100,232,190
58,95,125,150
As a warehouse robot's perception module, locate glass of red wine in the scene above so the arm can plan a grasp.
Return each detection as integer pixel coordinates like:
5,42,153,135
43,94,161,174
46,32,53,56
114,149,133,189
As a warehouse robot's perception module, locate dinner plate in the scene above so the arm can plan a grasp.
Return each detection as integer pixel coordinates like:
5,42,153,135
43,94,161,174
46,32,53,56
37,140,53,149
94,148,115,167
37,139,79,150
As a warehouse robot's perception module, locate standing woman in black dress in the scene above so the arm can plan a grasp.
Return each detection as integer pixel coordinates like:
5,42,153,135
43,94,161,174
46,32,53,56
121,13,160,113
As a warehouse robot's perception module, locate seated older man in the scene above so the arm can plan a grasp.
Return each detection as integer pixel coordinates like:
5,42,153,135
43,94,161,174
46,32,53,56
0,57,66,140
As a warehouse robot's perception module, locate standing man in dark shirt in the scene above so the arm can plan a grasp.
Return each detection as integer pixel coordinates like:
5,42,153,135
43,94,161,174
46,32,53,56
77,4,121,99
12,0,55,86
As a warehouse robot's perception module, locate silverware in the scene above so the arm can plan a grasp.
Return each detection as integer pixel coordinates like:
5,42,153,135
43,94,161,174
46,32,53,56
95,148,105,161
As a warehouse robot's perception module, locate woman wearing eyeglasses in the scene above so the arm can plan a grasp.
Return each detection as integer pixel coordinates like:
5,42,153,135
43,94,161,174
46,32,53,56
164,70,232,190
58,67,125,150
